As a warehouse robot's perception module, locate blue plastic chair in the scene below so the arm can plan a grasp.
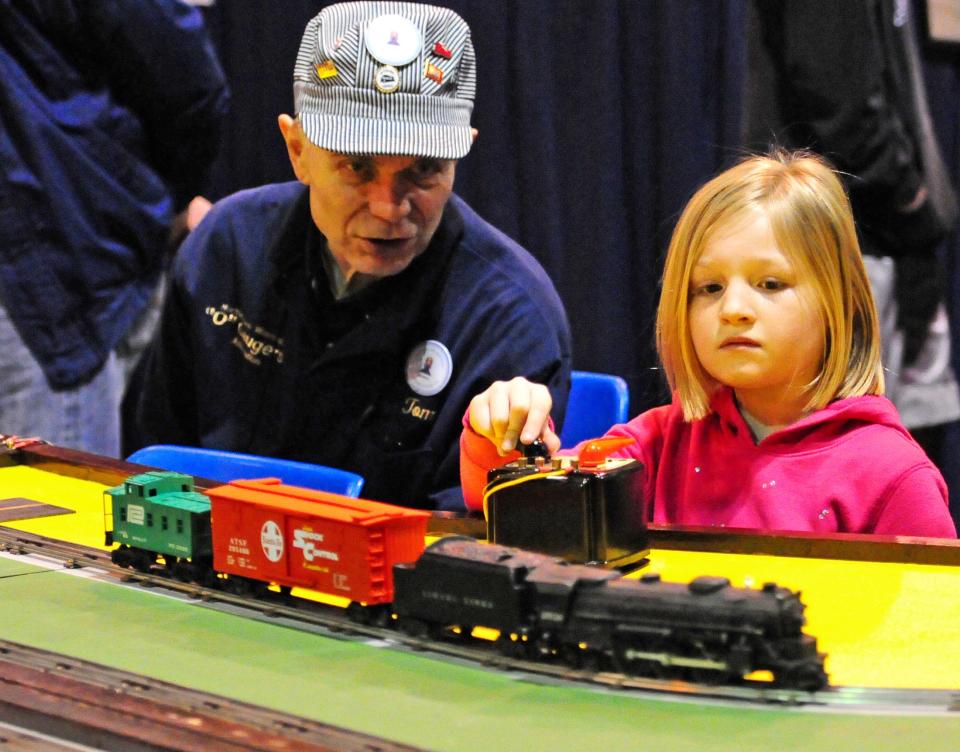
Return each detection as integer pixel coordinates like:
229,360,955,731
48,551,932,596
125,445,365,497
559,370,630,448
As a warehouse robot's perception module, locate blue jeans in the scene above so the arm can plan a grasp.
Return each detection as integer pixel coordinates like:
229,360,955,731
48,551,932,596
863,255,960,430
0,301,123,457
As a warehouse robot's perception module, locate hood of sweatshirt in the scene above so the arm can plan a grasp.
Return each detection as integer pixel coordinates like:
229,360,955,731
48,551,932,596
709,387,912,450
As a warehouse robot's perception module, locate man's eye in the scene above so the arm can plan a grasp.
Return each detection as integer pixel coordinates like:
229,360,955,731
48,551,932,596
349,159,371,174
341,157,373,180
408,159,443,182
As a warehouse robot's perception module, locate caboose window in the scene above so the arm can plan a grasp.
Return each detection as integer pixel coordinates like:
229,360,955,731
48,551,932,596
149,488,157,497
161,516,168,531
120,507,127,522
176,519,184,534
146,512,153,527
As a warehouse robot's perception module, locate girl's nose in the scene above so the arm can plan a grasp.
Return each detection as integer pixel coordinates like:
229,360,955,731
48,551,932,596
719,282,756,324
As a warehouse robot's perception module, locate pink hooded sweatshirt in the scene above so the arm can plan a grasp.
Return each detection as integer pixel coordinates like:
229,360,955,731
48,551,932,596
461,387,957,538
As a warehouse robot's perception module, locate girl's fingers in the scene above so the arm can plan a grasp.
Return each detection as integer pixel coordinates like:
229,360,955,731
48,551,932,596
468,392,493,438
501,379,534,452
469,378,554,456
520,383,552,445
487,381,515,451
542,425,561,454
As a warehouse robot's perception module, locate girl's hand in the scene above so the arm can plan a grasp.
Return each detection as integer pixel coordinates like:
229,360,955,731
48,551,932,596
468,377,560,455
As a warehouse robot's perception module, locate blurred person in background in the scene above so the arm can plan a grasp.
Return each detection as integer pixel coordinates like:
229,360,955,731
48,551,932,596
745,0,960,479
0,0,228,456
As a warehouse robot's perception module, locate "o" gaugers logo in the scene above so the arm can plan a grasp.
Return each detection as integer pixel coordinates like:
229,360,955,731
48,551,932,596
260,520,284,562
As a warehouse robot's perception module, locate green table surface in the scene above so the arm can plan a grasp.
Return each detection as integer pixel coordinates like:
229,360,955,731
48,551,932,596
1,556,957,752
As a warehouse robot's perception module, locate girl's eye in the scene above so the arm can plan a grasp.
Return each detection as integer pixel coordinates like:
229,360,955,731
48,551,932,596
759,278,786,291
694,282,723,296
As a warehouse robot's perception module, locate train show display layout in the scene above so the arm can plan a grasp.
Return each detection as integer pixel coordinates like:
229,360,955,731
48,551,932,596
1,449,959,752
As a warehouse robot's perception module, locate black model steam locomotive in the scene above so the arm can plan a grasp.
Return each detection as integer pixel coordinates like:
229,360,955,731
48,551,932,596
393,536,828,691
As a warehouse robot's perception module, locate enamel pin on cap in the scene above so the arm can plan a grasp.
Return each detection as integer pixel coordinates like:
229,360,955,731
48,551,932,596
424,61,443,84
374,65,401,93
365,13,422,66
406,340,453,396
316,60,339,79
432,41,452,59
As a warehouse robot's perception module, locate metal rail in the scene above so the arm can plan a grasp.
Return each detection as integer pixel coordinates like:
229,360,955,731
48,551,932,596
0,639,423,752
2,527,958,714
0,720,98,752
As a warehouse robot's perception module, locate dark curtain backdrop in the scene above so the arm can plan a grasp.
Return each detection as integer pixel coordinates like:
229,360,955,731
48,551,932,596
198,1,960,518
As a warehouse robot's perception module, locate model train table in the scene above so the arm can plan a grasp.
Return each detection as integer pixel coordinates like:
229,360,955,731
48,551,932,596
1,444,958,751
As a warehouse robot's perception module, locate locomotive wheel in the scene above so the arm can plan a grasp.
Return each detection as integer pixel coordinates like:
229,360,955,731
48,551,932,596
131,549,155,573
250,580,268,598
497,634,532,660
345,603,391,627
560,644,582,668
684,667,725,686
346,602,371,624
774,662,828,692
196,568,218,589
370,605,392,628
632,659,668,679
192,558,216,588
172,560,194,582
496,634,518,657
111,545,133,569
580,650,605,673
225,576,265,597
399,617,429,639
225,576,250,596
562,645,605,673
678,638,729,685
614,642,668,680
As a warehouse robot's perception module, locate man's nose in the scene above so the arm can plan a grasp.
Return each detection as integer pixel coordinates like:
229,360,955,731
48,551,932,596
366,179,411,221
719,281,755,324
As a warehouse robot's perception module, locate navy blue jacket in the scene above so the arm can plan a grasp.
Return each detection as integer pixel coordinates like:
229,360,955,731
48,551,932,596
124,183,572,510
0,0,228,388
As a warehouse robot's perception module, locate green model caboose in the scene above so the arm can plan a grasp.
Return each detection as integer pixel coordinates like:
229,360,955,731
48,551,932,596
105,471,213,579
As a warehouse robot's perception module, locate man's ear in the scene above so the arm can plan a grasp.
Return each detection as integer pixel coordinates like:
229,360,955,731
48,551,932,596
278,114,308,183
471,127,479,144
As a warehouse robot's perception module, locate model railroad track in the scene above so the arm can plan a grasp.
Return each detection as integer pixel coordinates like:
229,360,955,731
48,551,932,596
2,528,958,713
0,639,422,752
0,528,112,569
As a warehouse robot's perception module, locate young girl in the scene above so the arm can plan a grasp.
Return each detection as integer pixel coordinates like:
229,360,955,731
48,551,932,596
462,152,957,538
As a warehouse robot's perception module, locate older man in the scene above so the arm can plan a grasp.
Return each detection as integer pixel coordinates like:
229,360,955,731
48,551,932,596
123,2,572,510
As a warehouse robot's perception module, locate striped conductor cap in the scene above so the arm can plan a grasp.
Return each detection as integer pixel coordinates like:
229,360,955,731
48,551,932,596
293,1,476,159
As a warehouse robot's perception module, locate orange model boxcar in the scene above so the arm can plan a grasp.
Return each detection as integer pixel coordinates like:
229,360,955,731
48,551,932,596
207,478,429,605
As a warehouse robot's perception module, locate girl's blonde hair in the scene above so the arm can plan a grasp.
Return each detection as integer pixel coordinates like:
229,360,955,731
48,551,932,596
656,150,883,421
